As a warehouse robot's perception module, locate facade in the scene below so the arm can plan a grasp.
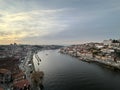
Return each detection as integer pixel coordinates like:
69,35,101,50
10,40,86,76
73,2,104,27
101,49,114,54
103,39,120,47
103,39,113,46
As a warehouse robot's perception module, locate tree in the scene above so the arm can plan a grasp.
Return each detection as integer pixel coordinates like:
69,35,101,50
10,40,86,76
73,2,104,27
31,71,44,90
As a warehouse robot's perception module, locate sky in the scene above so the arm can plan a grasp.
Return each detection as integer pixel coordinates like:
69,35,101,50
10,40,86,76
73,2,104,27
0,0,120,45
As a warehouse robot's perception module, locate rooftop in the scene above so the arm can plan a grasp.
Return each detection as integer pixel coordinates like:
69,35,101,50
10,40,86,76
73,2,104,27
13,70,25,79
0,87,4,90
0,69,10,74
13,79,30,88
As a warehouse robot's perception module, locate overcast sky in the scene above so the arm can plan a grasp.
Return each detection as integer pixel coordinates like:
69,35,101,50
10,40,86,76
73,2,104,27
0,0,120,45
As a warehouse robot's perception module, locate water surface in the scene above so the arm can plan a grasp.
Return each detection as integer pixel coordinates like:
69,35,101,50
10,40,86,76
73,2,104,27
33,50,120,90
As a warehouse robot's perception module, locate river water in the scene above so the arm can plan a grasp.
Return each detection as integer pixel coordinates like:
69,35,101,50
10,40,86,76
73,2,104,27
33,50,120,90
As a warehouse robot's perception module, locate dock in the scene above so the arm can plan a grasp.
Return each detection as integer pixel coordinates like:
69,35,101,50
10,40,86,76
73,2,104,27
35,54,41,62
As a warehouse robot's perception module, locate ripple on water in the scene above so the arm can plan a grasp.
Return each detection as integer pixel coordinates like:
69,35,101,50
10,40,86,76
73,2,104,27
34,50,120,90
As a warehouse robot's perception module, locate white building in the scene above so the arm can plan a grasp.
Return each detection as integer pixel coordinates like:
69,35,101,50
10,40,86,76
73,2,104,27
103,39,112,46
101,49,114,54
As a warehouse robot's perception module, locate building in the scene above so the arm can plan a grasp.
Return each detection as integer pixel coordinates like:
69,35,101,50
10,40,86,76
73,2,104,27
103,39,113,46
13,70,26,82
101,49,114,54
103,39,120,47
0,69,12,83
13,79,30,90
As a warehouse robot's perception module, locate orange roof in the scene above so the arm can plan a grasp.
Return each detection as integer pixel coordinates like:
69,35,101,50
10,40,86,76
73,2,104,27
13,79,30,88
13,70,25,78
0,69,10,74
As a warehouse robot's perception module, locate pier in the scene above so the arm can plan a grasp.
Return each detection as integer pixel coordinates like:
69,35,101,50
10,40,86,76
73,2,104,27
35,54,41,62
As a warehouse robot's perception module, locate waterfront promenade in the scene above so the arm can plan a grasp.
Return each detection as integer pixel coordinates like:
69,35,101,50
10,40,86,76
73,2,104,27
19,50,35,90
79,56,120,70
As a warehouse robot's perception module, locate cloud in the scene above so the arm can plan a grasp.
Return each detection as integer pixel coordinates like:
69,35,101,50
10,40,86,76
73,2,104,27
0,9,69,44
0,0,120,45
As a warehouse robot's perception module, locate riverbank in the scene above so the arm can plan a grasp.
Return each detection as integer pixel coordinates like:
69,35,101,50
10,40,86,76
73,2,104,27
60,52,120,71
19,50,34,89
86,59,120,70
32,50,120,90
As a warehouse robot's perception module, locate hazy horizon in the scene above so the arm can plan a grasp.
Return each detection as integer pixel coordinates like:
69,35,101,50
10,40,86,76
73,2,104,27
0,0,120,45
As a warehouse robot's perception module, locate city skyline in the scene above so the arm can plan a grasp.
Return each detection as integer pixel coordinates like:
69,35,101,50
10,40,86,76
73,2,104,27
0,0,120,45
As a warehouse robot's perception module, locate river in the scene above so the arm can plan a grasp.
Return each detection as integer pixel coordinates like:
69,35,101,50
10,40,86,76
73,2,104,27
33,50,120,90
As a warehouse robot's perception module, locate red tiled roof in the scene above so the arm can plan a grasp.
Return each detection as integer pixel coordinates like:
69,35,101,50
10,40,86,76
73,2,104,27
13,79,30,88
0,69,10,74
0,87,4,90
13,70,25,79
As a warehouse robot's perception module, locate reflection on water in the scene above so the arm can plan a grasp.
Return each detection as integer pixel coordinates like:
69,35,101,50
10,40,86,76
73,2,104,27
33,50,120,90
